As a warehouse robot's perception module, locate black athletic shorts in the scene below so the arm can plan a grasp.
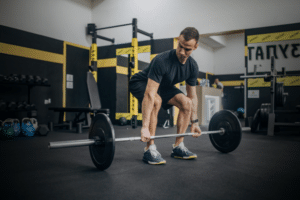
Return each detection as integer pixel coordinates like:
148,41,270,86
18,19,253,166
129,80,183,110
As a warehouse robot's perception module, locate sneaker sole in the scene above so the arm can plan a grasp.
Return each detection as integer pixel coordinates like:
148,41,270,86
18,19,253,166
171,154,197,159
143,159,166,165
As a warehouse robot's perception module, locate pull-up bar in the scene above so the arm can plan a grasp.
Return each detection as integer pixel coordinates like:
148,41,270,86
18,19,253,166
96,23,132,31
87,18,153,43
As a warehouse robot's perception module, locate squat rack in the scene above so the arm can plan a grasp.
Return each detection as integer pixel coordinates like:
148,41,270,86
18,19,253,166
87,18,153,128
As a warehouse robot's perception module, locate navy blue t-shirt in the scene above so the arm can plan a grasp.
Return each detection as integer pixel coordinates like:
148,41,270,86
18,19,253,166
131,49,198,89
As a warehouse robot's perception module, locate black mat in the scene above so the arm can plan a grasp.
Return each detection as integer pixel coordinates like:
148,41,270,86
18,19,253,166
1,125,300,200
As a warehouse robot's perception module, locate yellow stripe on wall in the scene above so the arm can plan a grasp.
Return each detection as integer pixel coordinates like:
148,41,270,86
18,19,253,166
220,77,300,87
247,30,300,44
115,113,143,120
0,42,64,64
116,47,133,56
116,66,128,75
221,80,244,87
138,45,151,53
98,58,117,67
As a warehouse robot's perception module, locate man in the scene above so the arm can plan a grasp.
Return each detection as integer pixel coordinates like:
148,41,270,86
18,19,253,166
129,27,201,165
214,78,224,97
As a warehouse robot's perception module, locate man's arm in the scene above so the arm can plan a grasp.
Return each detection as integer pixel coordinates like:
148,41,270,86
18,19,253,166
186,84,201,137
142,78,160,129
186,84,198,121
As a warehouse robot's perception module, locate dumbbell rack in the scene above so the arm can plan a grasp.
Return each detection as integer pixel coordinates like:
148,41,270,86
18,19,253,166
0,80,50,117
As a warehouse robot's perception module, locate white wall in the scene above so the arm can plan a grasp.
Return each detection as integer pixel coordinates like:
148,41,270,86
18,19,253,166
214,34,245,75
92,0,300,45
192,43,215,74
0,0,92,47
91,0,300,74
1,0,299,73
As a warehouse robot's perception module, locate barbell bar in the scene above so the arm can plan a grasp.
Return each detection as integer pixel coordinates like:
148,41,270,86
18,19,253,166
48,110,249,170
48,129,233,149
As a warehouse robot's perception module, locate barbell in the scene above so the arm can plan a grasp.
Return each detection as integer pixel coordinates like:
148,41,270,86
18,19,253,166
48,110,250,170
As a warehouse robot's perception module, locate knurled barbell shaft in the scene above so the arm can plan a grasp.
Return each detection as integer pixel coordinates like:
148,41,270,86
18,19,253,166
48,127,250,149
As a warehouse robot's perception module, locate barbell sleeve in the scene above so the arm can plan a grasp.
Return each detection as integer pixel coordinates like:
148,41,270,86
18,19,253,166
49,139,96,149
240,74,268,79
242,127,251,131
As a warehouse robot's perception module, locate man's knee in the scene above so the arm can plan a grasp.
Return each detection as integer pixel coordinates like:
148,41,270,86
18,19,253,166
180,97,192,113
154,95,162,110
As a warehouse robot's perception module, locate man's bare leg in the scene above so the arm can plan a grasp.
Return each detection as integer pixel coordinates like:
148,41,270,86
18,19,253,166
167,93,192,146
147,94,162,149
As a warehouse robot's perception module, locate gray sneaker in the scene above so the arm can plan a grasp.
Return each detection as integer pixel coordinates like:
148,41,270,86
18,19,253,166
171,142,197,159
143,144,166,165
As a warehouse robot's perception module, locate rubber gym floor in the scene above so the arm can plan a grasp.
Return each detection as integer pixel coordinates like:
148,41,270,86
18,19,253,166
1,122,300,200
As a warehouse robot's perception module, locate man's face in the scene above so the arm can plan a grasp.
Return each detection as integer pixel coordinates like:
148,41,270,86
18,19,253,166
176,35,198,64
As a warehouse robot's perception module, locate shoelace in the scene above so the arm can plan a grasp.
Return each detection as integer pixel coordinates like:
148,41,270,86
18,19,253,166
150,149,161,158
179,145,189,153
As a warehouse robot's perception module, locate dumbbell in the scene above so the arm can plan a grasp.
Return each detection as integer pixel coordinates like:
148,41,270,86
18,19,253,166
0,74,4,82
4,75,14,82
16,102,25,110
19,75,27,83
34,76,42,84
27,75,34,84
7,102,17,110
10,74,19,83
42,78,49,85
22,102,35,110
0,100,7,110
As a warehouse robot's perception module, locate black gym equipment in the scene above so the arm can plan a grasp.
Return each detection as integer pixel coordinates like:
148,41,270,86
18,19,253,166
19,74,27,83
41,78,48,85
0,100,7,110
48,72,109,133
251,109,261,133
119,117,127,126
36,124,49,136
49,110,250,171
10,74,19,82
34,76,42,84
7,101,17,110
88,18,153,129
26,75,34,84
241,57,299,136
208,110,242,153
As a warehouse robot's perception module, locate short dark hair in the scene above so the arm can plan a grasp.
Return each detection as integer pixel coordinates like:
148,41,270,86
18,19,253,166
180,27,199,43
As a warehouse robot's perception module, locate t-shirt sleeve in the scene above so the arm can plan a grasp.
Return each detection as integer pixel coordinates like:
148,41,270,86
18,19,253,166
147,58,165,84
186,61,198,86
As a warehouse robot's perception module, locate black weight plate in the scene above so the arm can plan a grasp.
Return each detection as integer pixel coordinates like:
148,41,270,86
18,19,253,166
251,109,261,133
275,83,284,107
209,110,242,153
260,103,270,125
89,113,115,170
